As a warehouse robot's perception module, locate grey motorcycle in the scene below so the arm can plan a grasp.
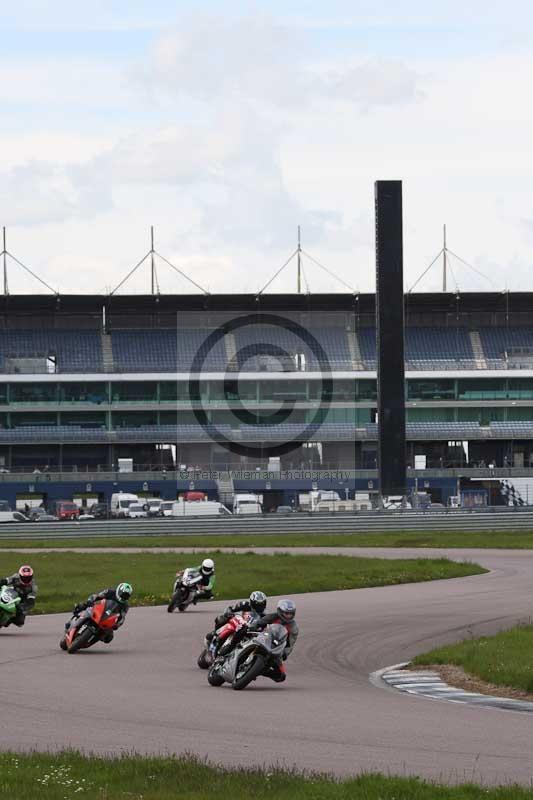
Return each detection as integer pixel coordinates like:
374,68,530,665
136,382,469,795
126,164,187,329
207,623,288,690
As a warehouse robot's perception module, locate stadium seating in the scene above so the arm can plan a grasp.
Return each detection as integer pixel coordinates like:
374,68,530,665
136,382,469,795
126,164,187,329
1,325,533,374
232,326,353,371
0,331,102,372
0,420,526,444
111,330,227,372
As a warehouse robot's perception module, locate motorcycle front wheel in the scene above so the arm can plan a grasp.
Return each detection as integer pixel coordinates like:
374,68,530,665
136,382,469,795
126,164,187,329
67,626,95,654
207,664,225,686
232,653,265,690
197,648,211,669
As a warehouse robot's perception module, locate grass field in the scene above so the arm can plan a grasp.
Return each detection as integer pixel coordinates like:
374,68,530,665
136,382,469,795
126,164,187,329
413,624,533,693
3,530,533,549
1,752,531,800
0,551,485,614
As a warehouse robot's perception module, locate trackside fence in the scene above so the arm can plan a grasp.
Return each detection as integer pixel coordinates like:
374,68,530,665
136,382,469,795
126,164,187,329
2,508,533,539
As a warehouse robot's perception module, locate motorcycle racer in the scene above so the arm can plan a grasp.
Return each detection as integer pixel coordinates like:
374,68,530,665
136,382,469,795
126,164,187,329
186,558,216,601
249,599,299,682
0,565,37,627
65,582,132,643
207,590,267,655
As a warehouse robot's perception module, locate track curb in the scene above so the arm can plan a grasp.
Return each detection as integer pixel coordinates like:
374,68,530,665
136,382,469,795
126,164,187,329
372,662,533,714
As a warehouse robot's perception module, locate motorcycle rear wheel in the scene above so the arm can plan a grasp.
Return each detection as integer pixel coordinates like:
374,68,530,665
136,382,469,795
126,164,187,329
232,654,265,690
67,626,94,654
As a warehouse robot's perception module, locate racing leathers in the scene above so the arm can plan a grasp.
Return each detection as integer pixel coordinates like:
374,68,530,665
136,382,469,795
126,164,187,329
0,574,38,626
187,565,216,601
208,599,264,654
250,612,299,682
66,588,129,643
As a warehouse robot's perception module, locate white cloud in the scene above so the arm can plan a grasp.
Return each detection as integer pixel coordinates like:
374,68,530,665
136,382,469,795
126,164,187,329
1,10,532,296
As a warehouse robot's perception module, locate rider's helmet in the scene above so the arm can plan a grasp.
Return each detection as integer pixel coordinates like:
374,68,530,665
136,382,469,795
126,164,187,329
18,565,33,586
249,590,267,614
276,599,296,623
201,558,215,576
116,582,133,602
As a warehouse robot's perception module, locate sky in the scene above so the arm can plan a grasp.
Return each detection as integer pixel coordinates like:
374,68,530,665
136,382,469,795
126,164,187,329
1,1,532,295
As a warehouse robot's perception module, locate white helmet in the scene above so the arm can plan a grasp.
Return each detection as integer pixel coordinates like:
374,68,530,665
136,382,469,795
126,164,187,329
201,558,215,576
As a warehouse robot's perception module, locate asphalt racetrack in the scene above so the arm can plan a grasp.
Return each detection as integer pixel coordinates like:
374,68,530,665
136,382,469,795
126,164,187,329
2,547,533,785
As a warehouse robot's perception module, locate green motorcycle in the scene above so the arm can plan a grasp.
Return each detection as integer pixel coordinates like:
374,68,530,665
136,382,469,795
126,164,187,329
0,586,22,628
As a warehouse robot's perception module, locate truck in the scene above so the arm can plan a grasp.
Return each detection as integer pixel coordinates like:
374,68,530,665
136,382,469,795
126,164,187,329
233,493,262,515
170,500,232,517
110,492,139,518
48,500,80,520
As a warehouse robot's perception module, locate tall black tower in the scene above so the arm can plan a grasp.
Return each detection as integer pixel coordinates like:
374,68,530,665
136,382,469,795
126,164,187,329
374,180,406,497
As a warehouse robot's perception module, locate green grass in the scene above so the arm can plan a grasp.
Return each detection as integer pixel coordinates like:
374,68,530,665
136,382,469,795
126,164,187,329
0,752,531,800
413,624,533,693
0,551,486,614
3,530,533,549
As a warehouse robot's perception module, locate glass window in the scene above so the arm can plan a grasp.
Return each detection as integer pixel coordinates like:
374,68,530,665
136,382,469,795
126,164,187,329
10,412,57,427
408,380,455,401
357,380,377,401
10,383,58,403
457,407,504,423
408,408,455,422
259,380,307,402
506,407,533,421
111,382,157,402
59,382,107,404
60,412,106,428
507,379,533,400
112,411,157,427
457,379,506,400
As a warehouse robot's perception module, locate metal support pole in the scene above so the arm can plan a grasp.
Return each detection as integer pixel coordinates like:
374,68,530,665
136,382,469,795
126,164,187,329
442,224,447,292
150,226,155,295
3,227,8,296
297,226,301,294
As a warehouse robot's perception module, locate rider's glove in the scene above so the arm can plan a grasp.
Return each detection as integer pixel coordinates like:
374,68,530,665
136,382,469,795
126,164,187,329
73,603,83,614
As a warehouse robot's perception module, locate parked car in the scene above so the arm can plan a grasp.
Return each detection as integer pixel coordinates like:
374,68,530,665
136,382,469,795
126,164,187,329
125,503,148,519
275,505,294,514
144,499,163,517
0,511,29,523
48,500,80,520
89,503,109,519
29,508,59,522
160,501,176,517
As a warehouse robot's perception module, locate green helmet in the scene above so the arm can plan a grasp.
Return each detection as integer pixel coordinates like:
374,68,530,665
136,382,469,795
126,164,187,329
116,582,133,602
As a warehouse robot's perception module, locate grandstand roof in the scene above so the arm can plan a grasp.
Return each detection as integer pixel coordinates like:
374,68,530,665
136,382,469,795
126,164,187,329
0,290,532,317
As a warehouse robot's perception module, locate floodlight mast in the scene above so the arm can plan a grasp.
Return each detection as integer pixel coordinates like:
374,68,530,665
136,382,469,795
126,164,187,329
3,228,7,296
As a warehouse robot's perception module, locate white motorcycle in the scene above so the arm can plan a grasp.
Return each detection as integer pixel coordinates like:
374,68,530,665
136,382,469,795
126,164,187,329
167,568,202,613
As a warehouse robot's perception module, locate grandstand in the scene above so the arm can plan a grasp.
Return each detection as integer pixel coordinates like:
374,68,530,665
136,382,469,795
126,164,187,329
1,291,533,507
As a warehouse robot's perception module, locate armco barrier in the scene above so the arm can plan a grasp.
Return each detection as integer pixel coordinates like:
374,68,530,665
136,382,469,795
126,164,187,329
1,509,533,539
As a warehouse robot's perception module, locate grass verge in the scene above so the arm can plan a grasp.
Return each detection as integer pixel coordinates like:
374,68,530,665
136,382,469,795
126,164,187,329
1,752,532,800
412,624,533,693
0,551,485,614
0,529,533,551
3,531,533,549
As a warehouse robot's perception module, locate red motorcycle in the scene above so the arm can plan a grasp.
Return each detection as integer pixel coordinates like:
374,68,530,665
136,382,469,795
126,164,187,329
60,599,122,654
197,612,251,669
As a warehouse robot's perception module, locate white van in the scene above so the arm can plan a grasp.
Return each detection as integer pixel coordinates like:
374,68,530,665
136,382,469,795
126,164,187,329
110,492,139,518
126,502,148,519
160,501,175,517
171,500,231,518
233,493,262,515
0,511,29,523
